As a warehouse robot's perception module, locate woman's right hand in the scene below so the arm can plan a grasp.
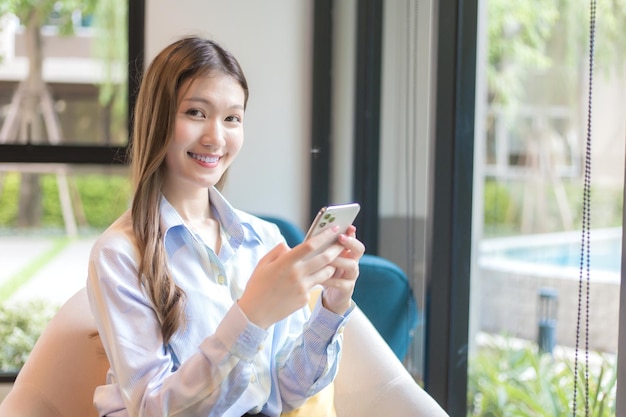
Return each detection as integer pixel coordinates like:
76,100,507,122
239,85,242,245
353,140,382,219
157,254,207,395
237,226,344,329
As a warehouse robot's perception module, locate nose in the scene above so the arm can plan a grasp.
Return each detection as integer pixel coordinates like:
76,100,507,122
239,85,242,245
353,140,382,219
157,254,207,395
200,118,225,147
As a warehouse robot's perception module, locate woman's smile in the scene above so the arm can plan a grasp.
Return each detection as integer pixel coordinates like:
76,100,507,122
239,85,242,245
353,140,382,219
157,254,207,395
188,151,221,166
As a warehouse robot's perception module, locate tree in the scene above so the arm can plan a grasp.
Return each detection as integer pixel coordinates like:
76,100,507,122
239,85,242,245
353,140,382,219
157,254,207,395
0,0,127,232
91,0,127,144
488,0,626,107
485,0,626,234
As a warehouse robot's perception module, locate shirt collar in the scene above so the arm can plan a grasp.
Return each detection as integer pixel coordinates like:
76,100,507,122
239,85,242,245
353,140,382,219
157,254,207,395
158,187,262,250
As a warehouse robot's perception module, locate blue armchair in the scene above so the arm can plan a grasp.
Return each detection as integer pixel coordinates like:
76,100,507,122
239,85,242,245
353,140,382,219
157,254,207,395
255,215,306,248
352,254,419,361
257,214,419,361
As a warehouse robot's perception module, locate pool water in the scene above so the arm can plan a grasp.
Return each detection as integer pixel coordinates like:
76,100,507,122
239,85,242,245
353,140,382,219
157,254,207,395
501,238,621,273
481,228,623,274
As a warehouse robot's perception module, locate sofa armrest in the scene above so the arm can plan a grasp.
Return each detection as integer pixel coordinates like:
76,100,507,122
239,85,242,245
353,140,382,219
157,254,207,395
334,307,448,417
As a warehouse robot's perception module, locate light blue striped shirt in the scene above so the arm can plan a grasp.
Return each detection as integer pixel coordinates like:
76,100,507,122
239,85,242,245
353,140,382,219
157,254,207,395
86,187,351,417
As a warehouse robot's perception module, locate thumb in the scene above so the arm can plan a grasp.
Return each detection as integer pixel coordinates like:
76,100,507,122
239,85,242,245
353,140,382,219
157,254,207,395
258,242,290,266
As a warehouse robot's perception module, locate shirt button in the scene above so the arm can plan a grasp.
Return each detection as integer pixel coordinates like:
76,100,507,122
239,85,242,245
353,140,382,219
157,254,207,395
258,344,264,351
217,275,226,285
250,374,257,383
337,326,345,334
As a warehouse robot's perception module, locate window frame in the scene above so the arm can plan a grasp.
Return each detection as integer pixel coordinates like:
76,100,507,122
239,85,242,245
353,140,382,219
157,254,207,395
422,0,478,414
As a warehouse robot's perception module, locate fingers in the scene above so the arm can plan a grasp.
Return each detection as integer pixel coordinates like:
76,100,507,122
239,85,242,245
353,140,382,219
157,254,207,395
290,226,344,264
239,248,328,328
337,230,365,260
303,226,364,285
324,227,363,286
239,228,364,328
297,224,340,252
306,264,339,286
329,255,359,279
344,224,357,238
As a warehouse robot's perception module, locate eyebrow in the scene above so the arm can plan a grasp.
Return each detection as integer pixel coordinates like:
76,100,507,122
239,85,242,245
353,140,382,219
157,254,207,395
182,96,244,111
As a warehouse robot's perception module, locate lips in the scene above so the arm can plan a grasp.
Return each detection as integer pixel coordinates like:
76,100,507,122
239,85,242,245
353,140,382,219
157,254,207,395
188,152,220,164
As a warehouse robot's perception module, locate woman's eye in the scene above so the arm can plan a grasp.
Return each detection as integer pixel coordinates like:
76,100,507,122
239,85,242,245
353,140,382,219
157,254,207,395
225,115,241,123
186,109,205,118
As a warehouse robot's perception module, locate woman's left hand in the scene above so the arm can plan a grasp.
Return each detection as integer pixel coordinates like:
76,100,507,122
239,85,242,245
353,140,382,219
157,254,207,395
321,225,365,315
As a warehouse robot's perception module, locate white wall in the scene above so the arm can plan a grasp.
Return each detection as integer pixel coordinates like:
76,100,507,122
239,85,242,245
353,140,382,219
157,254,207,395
146,0,437,234
379,0,434,219
329,0,356,204
146,0,314,228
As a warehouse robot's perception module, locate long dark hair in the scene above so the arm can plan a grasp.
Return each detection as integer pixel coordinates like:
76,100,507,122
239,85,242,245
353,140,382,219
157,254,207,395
128,36,248,344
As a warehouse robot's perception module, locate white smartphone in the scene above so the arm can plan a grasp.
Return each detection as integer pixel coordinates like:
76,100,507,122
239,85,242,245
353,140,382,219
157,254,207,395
304,203,361,254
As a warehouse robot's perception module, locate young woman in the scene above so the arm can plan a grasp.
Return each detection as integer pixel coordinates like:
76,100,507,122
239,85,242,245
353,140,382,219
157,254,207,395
86,36,365,417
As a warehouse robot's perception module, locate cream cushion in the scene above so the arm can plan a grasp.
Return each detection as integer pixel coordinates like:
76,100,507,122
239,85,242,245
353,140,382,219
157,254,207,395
0,288,448,417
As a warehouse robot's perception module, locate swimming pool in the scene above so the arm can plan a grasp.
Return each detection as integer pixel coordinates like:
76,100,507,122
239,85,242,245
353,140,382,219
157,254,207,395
479,227,622,281
477,227,622,352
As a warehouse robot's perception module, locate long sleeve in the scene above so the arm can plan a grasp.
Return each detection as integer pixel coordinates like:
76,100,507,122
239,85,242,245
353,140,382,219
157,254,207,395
86,193,352,417
272,296,353,414
87,222,270,417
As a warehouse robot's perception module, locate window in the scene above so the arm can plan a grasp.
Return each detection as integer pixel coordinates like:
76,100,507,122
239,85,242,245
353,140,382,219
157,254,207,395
0,0,135,378
469,0,625,414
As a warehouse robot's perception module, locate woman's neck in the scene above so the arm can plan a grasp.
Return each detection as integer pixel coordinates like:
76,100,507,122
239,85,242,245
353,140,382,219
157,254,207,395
162,187,222,252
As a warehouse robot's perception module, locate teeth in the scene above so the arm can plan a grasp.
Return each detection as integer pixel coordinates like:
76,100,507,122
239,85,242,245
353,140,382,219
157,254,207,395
189,152,219,163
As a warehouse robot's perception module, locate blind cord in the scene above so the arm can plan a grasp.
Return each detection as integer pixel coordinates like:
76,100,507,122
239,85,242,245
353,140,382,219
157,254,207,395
572,0,596,415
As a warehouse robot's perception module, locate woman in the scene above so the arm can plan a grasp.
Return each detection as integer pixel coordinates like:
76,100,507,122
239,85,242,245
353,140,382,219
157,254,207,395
86,36,365,417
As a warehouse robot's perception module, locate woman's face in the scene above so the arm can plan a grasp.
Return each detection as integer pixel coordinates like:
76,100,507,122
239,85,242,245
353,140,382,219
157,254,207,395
163,72,245,197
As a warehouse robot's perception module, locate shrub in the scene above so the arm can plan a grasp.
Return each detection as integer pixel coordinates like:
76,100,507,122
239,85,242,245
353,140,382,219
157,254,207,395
483,180,519,236
0,173,19,225
483,178,624,236
484,180,514,226
0,299,58,372
468,336,617,417
0,172,131,230
74,174,131,228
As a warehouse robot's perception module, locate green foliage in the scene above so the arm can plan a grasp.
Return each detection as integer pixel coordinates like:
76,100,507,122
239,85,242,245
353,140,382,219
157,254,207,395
557,0,626,75
40,174,64,226
488,0,626,107
2,0,97,35
484,180,517,228
468,337,617,416
0,172,131,230
0,298,57,372
482,178,623,236
91,0,128,143
1,0,128,142
73,174,131,228
487,0,560,106
0,173,19,225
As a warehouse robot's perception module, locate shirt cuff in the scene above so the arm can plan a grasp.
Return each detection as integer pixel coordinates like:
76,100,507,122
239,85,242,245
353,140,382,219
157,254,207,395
309,296,354,341
211,302,269,361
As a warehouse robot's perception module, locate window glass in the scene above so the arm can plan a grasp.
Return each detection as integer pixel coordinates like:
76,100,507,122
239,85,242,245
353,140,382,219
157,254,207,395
0,1,128,147
0,0,129,377
0,165,131,374
470,0,625,414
